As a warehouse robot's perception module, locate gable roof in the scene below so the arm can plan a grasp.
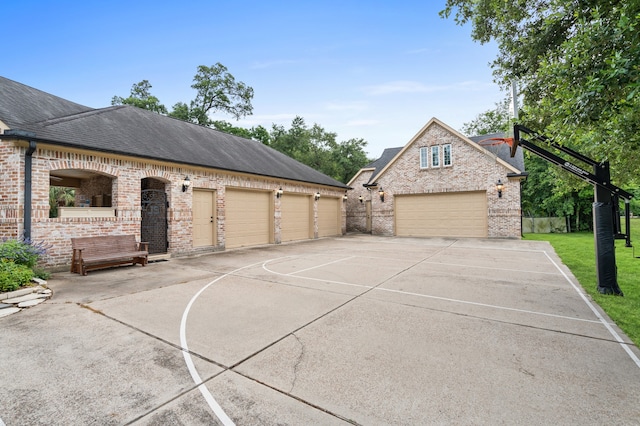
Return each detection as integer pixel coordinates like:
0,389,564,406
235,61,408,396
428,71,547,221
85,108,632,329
0,76,348,189
360,118,524,185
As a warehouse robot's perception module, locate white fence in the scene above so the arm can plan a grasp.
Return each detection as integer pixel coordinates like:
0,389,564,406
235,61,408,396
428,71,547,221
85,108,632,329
522,217,567,233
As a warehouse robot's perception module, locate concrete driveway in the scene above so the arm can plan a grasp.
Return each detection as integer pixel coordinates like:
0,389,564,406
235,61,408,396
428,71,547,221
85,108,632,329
1,235,639,425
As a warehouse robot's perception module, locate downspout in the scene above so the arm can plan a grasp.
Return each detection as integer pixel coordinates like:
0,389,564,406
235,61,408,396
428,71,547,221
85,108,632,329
24,140,37,240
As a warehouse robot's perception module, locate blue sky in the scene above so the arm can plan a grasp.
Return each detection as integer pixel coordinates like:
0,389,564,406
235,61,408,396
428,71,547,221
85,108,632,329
2,1,502,158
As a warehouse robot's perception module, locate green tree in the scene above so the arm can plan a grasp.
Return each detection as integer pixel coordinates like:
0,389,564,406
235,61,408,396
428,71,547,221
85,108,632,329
111,80,168,114
461,98,510,136
441,1,640,184
464,101,595,230
268,117,370,183
113,63,254,126
168,63,254,125
212,120,270,144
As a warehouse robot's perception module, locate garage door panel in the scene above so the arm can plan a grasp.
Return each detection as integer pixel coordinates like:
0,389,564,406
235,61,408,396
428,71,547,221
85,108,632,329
318,197,340,237
395,192,487,238
226,189,271,248
282,194,311,242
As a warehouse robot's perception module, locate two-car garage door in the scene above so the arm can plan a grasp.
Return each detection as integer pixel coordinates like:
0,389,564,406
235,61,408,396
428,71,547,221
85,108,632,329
202,188,342,249
395,191,487,238
281,195,341,240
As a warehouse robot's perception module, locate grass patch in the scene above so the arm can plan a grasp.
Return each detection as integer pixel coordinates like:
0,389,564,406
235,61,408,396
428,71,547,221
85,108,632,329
524,218,640,346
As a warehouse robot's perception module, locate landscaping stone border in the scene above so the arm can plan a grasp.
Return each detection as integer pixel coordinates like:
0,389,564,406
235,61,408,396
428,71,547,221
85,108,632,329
0,278,51,318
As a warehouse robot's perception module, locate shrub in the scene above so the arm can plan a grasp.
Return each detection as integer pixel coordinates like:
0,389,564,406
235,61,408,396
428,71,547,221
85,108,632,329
0,239,48,268
0,260,34,292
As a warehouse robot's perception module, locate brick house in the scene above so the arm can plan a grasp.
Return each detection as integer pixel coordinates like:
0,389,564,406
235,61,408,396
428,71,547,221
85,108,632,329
346,118,526,238
0,76,349,268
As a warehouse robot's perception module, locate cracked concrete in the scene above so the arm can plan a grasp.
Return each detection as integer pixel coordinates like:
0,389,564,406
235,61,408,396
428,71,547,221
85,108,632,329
289,333,305,394
2,236,640,424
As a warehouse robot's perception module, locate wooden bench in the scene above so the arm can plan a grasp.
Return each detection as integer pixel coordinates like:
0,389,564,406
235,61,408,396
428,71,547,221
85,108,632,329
71,235,149,276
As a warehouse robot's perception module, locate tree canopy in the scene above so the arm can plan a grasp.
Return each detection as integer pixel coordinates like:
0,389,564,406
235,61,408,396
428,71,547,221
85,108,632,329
111,80,168,115
460,98,510,136
218,117,370,184
112,63,254,125
112,70,369,184
441,1,640,184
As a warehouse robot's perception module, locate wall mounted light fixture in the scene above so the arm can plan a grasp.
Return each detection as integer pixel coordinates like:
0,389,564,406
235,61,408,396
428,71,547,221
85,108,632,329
496,179,504,198
182,176,191,192
314,192,321,201
378,187,385,202
276,187,284,198
358,195,363,203
343,191,348,202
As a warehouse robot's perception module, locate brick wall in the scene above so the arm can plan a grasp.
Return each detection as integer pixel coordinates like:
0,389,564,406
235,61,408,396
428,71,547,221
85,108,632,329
346,122,523,238
1,138,347,268
346,169,373,233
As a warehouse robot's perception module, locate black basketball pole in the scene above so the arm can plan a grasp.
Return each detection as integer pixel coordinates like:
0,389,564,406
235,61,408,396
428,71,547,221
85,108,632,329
512,125,632,296
593,162,623,295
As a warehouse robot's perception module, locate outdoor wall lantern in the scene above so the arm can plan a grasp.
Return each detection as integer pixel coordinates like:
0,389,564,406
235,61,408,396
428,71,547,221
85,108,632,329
359,195,363,203
343,191,348,202
182,176,191,192
496,179,504,198
378,187,385,202
276,187,284,198
315,192,321,201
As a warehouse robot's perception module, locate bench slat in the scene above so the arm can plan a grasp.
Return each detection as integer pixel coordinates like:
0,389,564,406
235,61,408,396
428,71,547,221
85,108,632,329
71,235,149,275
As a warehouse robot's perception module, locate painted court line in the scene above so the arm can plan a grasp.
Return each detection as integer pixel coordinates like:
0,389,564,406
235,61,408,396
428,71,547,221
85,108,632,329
419,260,561,276
180,245,639,426
179,259,284,426
543,251,640,369
261,258,605,325
376,287,602,324
287,256,356,276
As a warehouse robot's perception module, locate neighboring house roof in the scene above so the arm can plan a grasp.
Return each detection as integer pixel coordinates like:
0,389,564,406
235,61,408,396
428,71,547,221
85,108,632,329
0,76,348,189
357,118,525,186
362,147,403,185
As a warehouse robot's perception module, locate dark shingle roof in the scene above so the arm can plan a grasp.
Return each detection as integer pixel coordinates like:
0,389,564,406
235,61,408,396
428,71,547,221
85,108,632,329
0,76,347,189
365,147,402,184
0,76,93,128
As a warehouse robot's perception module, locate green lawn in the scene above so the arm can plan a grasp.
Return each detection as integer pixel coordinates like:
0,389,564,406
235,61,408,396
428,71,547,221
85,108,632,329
524,218,640,346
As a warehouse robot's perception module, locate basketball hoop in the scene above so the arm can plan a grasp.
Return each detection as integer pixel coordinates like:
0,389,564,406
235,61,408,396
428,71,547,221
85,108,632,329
476,137,514,147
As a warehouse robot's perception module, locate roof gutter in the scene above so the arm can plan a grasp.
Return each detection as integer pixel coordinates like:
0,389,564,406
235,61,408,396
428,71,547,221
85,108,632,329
5,130,37,240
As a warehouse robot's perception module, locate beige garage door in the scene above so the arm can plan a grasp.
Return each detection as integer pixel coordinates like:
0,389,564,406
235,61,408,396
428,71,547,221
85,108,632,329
281,193,311,242
318,197,341,237
395,191,487,238
225,188,271,248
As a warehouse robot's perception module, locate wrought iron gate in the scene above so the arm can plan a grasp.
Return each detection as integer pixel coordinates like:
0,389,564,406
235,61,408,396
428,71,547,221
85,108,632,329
141,189,167,254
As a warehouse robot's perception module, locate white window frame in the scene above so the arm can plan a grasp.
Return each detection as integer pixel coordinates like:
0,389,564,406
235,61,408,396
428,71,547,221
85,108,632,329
431,145,440,168
443,144,452,167
419,147,429,169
